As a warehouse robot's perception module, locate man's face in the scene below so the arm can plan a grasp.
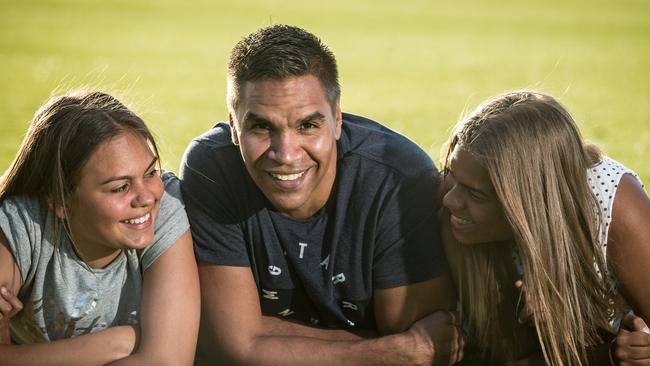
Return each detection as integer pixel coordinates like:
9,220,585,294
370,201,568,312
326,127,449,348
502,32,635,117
231,74,342,219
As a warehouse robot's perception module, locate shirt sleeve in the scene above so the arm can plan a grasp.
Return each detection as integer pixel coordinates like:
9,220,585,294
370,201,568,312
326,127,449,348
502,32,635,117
0,196,45,283
139,171,191,271
372,169,448,289
179,137,251,266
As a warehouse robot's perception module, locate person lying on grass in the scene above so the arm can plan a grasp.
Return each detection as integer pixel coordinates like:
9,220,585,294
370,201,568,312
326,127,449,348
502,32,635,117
0,90,199,365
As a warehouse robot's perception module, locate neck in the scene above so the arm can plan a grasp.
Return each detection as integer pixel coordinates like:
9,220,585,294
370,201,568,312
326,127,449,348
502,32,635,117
67,231,122,269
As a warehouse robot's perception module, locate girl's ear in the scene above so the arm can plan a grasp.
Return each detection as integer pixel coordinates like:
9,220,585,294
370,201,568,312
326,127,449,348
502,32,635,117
54,206,66,220
47,197,67,220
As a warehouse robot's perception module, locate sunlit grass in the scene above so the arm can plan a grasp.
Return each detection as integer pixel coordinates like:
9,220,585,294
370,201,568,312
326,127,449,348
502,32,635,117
1,0,648,182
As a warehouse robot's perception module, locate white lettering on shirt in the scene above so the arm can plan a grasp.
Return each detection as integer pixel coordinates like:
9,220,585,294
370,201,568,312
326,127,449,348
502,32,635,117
342,301,358,311
262,289,279,300
268,266,282,276
320,255,330,270
298,242,308,259
332,273,346,285
278,308,295,317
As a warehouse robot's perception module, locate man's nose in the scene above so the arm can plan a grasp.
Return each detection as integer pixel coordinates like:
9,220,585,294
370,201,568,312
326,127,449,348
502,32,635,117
269,131,300,165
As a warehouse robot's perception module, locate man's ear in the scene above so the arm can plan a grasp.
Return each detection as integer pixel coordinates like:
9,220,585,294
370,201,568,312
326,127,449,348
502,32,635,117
229,113,240,146
334,101,342,140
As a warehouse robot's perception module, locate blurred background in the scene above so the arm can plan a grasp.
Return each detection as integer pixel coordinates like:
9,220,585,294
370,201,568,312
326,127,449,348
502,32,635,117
1,0,648,182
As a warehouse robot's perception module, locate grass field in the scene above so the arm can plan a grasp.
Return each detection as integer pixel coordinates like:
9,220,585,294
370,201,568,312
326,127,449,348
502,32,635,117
1,0,649,183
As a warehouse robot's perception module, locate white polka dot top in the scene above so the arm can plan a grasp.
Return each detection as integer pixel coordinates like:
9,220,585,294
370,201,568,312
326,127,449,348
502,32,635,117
589,157,644,273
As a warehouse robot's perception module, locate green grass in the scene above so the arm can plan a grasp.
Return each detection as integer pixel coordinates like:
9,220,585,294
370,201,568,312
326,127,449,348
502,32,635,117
1,0,649,183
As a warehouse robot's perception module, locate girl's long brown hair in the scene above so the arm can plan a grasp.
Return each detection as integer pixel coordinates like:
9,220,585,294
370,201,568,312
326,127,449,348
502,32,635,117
442,90,615,365
0,90,158,247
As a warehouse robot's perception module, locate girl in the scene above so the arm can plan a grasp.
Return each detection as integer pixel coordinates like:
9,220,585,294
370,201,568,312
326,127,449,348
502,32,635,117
441,90,650,365
0,91,200,365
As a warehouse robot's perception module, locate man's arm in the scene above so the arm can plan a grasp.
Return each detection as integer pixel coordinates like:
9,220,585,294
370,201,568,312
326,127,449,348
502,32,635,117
198,262,462,366
374,275,456,335
260,315,375,340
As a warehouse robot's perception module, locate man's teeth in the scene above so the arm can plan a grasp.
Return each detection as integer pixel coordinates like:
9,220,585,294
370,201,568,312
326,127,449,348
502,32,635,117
451,214,472,225
123,213,150,225
271,171,305,181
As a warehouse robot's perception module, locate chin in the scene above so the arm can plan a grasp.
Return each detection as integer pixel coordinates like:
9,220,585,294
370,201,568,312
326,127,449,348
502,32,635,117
451,231,480,246
126,235,155,250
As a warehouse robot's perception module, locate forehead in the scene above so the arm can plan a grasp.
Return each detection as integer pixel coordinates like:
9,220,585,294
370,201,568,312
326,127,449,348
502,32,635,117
237,75,333,121
448,147,494,191
80,131,154,181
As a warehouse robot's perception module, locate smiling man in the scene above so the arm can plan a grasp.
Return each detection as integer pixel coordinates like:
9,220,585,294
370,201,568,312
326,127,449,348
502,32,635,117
180,25,461,365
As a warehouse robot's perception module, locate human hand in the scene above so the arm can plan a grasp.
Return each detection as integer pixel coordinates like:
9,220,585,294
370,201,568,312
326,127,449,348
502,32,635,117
0,286,23,322
621,313,650,334
515,279,548,325
515,280,533,324
611,313,650,365
407,310,464,366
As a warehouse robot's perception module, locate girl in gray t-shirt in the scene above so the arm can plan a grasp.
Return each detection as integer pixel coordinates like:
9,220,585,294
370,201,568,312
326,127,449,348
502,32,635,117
0,91,199,365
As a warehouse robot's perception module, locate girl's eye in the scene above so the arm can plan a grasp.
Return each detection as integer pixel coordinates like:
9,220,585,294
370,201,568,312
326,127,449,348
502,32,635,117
146,168,160,178
111,184,128,193
468,190,486,201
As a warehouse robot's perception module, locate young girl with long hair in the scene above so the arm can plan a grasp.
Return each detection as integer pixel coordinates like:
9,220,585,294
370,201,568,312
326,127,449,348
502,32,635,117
441,90,650,365
0,91,200,365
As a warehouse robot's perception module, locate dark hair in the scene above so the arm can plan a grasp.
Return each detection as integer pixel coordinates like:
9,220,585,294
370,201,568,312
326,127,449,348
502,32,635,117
227,24,340,114
0,90,159,218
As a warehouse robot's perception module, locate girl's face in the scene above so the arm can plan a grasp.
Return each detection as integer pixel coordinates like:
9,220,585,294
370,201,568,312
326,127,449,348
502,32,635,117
64,130,163,268
442,146,513,245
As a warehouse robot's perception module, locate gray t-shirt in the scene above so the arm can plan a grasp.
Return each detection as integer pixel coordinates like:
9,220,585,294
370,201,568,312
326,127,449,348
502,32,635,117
0,172,189,343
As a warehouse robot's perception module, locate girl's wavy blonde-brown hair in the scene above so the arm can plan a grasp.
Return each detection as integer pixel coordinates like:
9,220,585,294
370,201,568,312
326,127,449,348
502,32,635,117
442,90,615,365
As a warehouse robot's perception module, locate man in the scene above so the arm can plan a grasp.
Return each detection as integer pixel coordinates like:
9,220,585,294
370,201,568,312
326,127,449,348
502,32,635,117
180,24,462,365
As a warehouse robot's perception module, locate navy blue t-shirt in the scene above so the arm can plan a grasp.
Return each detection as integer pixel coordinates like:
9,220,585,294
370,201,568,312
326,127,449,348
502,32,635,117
180,113,447,329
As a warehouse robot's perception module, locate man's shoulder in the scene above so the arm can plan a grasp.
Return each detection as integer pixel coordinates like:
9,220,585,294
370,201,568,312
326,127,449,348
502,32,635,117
340,113,437,176
181,122,240,167
189,122,235,151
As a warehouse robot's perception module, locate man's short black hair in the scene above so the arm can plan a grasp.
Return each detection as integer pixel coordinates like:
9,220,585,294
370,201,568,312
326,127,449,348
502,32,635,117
227,24,340,114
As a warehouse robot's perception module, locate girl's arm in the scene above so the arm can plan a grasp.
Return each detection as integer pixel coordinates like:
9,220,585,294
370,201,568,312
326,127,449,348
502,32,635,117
607,173,650,363
608,174,650,321
0,229,21,344
0,229,139,365
109,230,200,366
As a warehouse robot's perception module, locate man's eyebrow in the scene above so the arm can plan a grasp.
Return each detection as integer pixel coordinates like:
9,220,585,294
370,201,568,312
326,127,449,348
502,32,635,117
242,112,271,125
99,157,158,185
297,112,326,124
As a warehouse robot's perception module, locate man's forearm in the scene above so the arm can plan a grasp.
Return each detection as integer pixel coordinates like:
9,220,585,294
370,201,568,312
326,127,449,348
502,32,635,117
198,266,461,366
204,311,463,366
223,330,425,366
262,315,377,341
